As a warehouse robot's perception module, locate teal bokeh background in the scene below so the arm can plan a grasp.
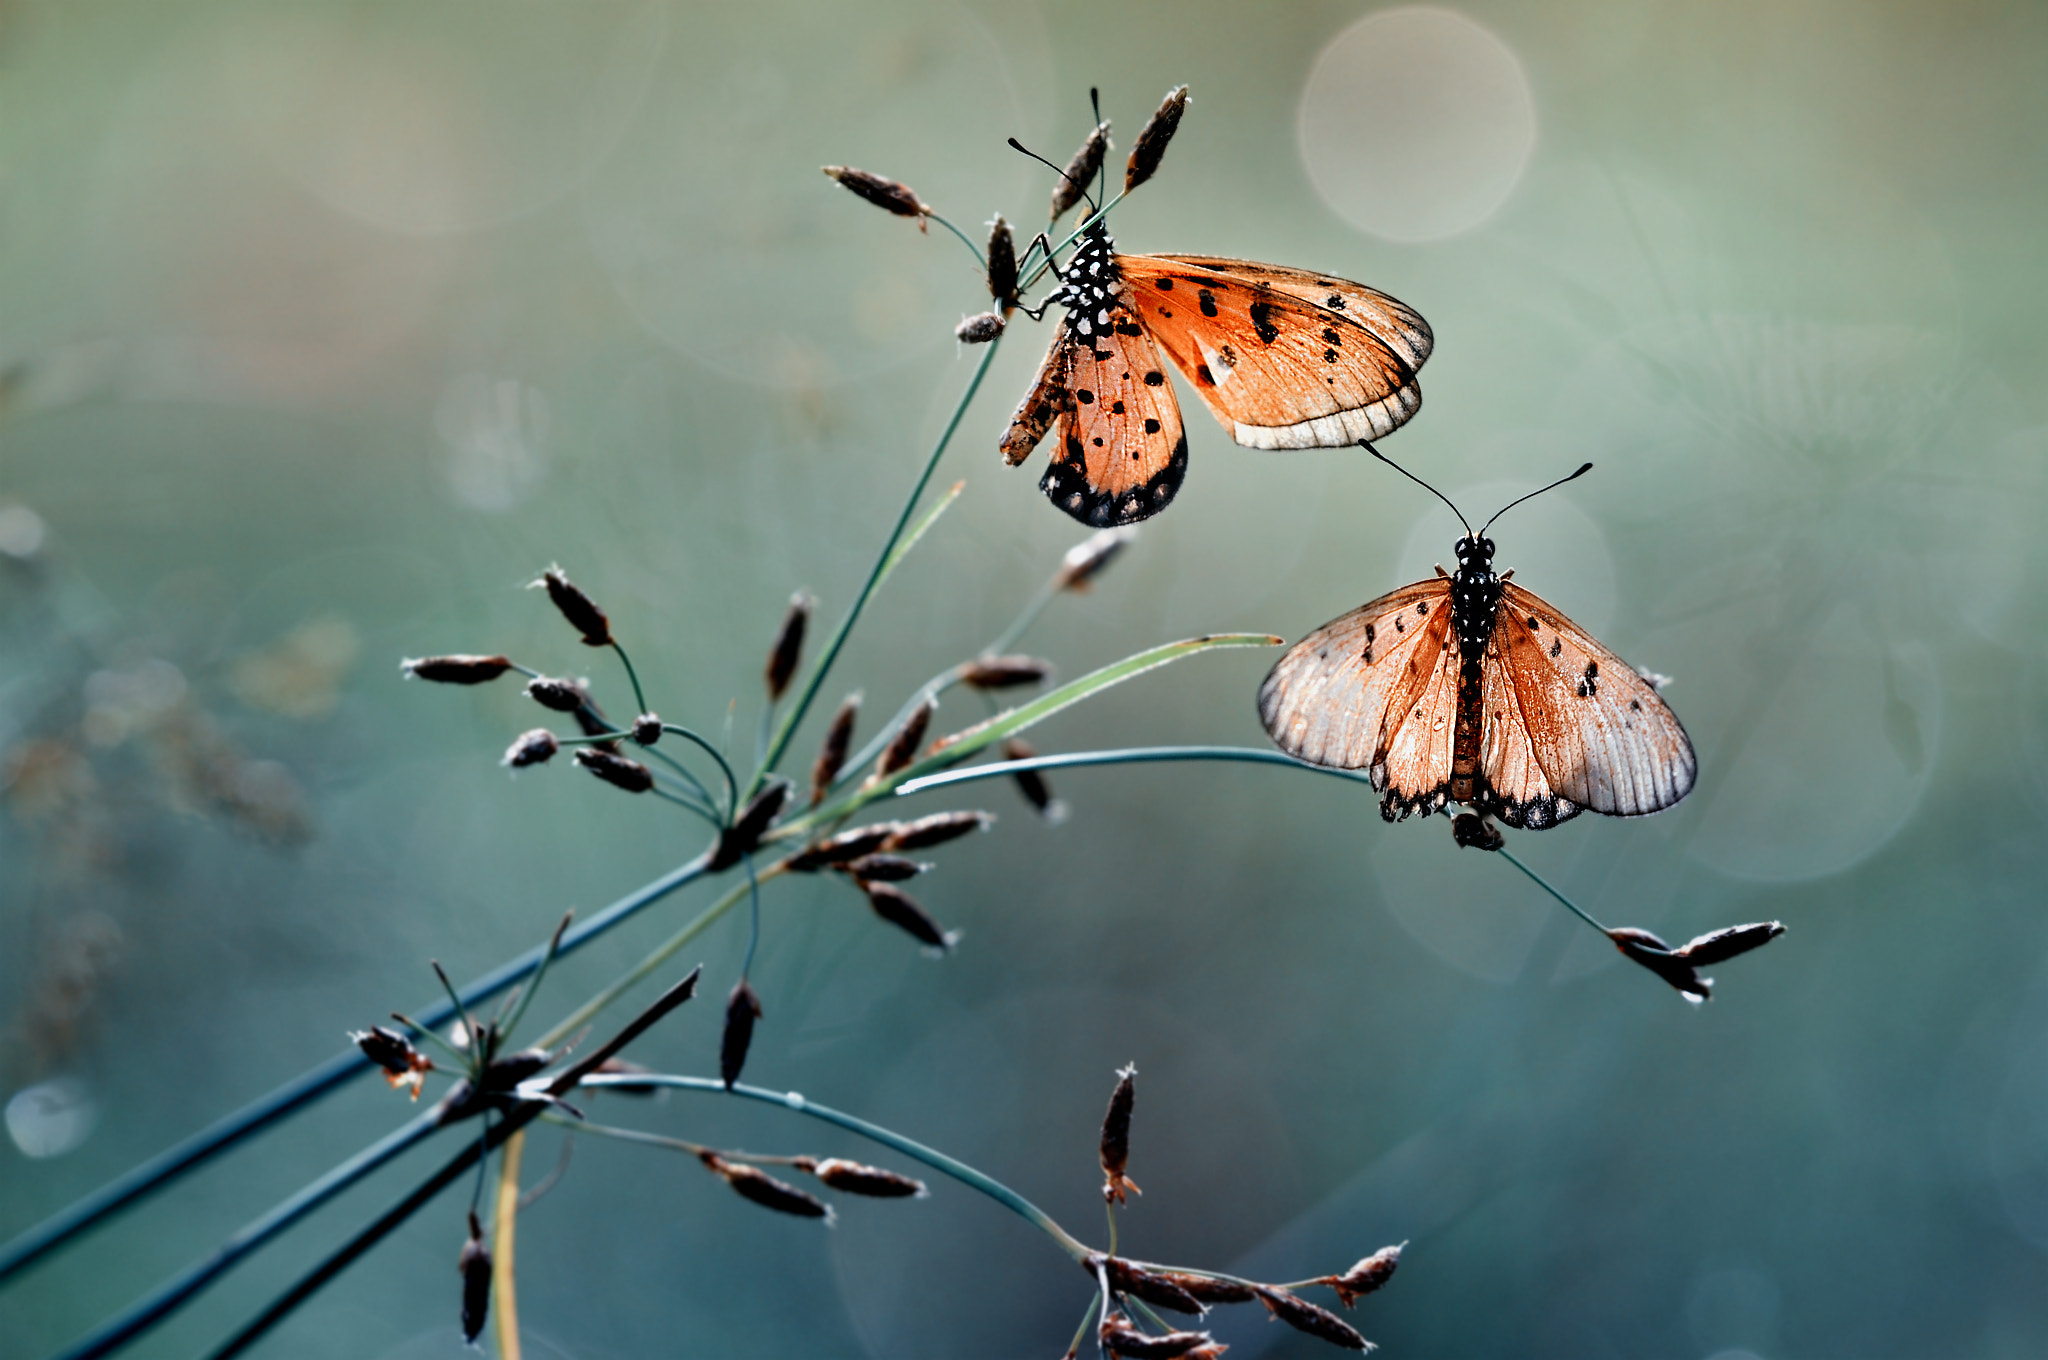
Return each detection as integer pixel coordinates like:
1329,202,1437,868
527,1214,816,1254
3,2,2047,1357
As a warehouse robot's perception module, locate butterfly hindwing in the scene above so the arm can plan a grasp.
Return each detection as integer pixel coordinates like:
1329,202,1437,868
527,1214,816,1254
1496,582,1696,816
1039,290,1189,526
1117,255,1427,450
1477,633,1582,829
999,321,1071,468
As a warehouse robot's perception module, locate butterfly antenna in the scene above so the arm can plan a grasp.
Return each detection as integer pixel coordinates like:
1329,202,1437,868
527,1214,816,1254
1360,440,1471,539
1006,137,1097,216
1477,462,1595,537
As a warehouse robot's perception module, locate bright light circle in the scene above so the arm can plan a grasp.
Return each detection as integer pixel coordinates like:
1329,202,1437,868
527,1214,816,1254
1298,6,1537,242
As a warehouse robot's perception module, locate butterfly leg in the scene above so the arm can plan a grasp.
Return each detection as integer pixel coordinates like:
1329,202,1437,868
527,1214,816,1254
1015,232,1067,320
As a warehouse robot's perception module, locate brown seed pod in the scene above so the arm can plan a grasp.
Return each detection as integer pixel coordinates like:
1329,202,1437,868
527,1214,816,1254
955,311,1005,344
788,822,901,871
1254,1286,1371,1351
875,698,936,779
999,738,1059,818
1674,920,1786,965
821,165,930,220
534,565,612,647
1054,526,1138,592
573,747,654,794
1099,1312,1216,1359
632,713,662,746
700,1152,832,1220
880,810,993,852
1124,85,1189,193
1155,1272,1256,1307
1605,927,1710,1001
710,779,793,870
458,1212,492,1344
986,214,1017,307
1088,1256,1205,1315
795,1157,928,1198
1100,1063,1140,1204
352,1026,433,1098
1326,1244,1403,1308
524,676,590,714
959,655,1054,690
764,591,813,702
840,853,930,882
1051,121,1110,221
720,979,762,1091
860,881,956,951
400,654,514,684
502,729,560,769
810,693,861,805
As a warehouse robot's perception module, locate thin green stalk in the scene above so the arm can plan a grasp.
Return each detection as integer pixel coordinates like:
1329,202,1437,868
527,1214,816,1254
651,784,723,829
580,1073,1092,1259
891,744,1375,798
924,211,987,270
661,724,739,820
610,641,649,716
982,572,1062,657
748,340,1003,799
497,913,572,1046
1493,841,1611,934
1017,192,1128,293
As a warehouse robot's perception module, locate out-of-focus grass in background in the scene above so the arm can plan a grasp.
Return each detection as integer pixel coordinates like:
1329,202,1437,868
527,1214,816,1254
2,1,2046,1357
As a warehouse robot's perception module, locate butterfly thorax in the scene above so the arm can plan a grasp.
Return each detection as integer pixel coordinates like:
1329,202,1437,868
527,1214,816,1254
1448,534,1500,808
1049,220,1123,340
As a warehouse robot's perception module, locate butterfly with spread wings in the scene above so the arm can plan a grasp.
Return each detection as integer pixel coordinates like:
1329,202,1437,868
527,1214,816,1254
1258,449,1696,839
998,89,1433,527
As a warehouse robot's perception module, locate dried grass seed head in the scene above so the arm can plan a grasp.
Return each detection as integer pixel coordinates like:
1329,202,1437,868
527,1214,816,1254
1100,1062,1140,1204
960,655,1054,690
458,1211,492,1344
810,692,861,806
1606,926,1711,1001
789,821,900,871
400,654,514,684
502,729,560,769
701,1152,833,1221
764,591,813,701
1000,737,1062,820
720,978,763,1091
875,697,936,778
711,778,793,869
821,164,930,220
1328,1244,1403,1307
533,564,613,647
1254,1286,1372,1351
524,675,590,714
352,1026,433,1097
1051,121,1111,221
1676,920,1786,965
860,880,957,952
955,310,1005,344
1099,1312,1217,1359
797,1157,928,1198
986,214,1017,306
574,746,655,794
1090,1256,1206,1315
840,853,930,882
880,809,993,851
1125,85,1190,193
1056,526,1139,592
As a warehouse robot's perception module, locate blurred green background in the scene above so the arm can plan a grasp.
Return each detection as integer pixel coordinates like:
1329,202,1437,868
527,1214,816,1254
3,1,2046,1357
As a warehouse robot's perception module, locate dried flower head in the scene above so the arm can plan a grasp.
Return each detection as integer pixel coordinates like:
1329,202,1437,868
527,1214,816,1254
794,1157,928,1198
524,676,590,715
960,655,1054,690
1051,121,1111,221
986,214,1017,307
1675,920,1787,966
1055,526,1139,592
710,779,793,870
1325,1244,1403,1308
700,1152,832,1220
1125,85,1190,193
955,311,1006,344
1089,1256,1205,1315
1253,1286,1371,1351
1100,1312,1217,1359
840,853,930,882
999,738,1063,821
875,697,936,779
1608,919,1785,1001
881,809,993,852
532,564,613,647
1155,1272,1256,1307
574,747,655,795
458,1212,492,1344
810,693,861,806
632,713,662,746
720,979,762,1091
788,822,901,871
859,881,957,952
352,1026,433,1099
400,655,514,685
502,729,559,769
821,165,931,221
764,591,813,702
1100,1063,1140,1204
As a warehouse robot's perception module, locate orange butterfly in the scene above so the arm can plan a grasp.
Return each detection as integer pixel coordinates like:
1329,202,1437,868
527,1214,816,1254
1258,450,1696,838
998,93,1433,526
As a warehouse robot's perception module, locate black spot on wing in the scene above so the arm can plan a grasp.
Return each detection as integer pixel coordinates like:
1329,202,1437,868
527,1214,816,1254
1198,289,1219,318
1249,302,1279,344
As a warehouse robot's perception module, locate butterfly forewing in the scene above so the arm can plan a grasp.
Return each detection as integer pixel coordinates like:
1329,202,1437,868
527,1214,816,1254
1496,582,1696,816
1258,579,1452,771
1117,255,1426,450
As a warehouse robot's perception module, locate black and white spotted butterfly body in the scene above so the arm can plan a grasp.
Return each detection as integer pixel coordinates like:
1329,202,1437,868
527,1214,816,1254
1047,220,1123,337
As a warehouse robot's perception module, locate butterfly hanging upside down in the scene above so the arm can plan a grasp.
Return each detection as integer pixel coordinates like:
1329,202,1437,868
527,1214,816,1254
998,89,1434,527
1258,450,1697,842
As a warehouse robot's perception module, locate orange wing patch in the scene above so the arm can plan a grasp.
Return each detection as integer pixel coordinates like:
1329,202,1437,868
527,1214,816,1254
1477,633,1581,830
1259,579,1456,818
1000,293,1189,527
1118,255,1428,450
1497,582,1696,817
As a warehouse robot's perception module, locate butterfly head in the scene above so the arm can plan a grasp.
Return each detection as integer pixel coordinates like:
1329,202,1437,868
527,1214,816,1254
1454,535,1495,572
